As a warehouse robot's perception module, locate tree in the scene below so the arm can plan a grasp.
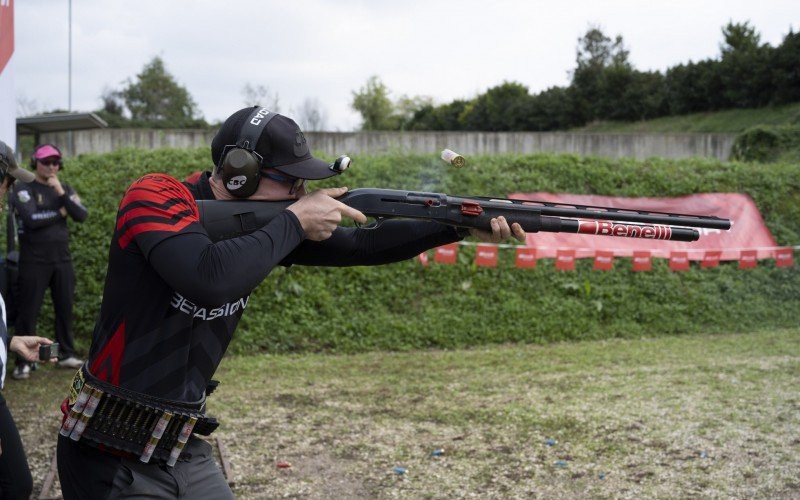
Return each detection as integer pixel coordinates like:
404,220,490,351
575,26,630,70
407,100,469,131
296,97,327,131
458,82,533,131
665,63,703,114
570,26,633,124
351,76,395,130
118,56,206,128
771,28,800,104
594,63,636,120
393,95,433,130
242,84,280,112
527,86,581,131
665,59,728,114
619,71,668,120
718,22,773,107
16,94,41,117
93,87,129,127
720,21,761,55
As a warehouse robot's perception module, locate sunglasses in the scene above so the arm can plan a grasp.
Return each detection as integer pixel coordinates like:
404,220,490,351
38,159,61,167
262,170,306,195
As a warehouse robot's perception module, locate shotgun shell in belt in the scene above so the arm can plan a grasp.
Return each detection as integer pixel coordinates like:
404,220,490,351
139,411,173,463
69,388,104,441
139,437,159,464
166,417,197,467
166,441,186,467
60,384,93,437
441,149,466,168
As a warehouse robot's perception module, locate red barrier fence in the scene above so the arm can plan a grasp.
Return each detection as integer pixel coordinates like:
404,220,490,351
418,193,796,271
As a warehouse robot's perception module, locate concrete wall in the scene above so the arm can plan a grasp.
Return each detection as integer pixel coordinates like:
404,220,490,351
42,129,737,161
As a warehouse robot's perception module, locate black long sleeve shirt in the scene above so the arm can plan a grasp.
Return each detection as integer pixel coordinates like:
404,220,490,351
86,173,462,402
10,180,88,263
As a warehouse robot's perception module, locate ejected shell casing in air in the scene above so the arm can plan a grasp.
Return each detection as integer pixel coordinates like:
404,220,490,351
441,149,466,168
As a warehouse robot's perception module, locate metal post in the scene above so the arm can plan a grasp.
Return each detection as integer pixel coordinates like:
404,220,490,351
68,0,72,111
68,0,73,155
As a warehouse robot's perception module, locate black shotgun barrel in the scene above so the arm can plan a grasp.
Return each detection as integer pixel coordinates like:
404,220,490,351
197,188,730,243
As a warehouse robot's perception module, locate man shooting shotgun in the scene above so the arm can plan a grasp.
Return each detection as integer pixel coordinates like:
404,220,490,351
56,108,525,499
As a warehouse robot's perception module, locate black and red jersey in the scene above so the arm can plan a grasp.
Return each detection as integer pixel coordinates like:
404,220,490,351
86,172,462,403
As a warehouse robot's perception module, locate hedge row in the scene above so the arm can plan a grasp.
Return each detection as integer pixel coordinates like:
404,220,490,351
8,148,799,354
732,124,800,163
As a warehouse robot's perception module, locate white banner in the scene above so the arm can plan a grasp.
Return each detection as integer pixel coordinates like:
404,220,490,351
0,0,15,146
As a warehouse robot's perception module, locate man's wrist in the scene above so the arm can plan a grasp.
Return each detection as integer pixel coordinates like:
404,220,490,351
9,335,20,354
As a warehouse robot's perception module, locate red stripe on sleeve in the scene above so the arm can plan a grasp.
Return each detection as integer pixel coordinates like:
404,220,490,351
116,202,196,232
116,174,200,248
118,218,197,249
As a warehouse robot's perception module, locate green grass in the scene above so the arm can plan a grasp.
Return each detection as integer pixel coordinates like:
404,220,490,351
572,102,800,133
193,328,800,498
8,328,799,498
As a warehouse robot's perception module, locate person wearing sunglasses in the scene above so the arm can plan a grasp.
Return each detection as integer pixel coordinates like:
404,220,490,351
55,107,525,499
8,144,87,381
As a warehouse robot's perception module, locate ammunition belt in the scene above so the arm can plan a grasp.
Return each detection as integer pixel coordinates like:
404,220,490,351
60,366,219,467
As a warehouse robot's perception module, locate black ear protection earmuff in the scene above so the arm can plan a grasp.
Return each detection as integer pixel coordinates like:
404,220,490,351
217,107,276,198
30,144,63,169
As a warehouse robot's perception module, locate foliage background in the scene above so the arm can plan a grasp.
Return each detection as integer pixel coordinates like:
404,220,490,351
76,22,800,133
358,23,800,132
7,149,798,354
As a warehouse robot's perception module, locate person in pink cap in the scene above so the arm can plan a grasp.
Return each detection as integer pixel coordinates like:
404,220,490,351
9,144,88,380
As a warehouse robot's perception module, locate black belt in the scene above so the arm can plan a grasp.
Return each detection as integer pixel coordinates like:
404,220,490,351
60,365,219,466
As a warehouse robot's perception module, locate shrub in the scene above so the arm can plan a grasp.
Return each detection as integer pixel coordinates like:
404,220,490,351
732,125,800,162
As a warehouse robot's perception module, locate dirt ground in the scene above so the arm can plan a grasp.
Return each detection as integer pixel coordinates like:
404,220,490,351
6,329,800,499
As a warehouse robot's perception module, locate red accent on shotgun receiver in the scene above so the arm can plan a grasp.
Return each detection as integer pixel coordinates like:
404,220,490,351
461,202,484,216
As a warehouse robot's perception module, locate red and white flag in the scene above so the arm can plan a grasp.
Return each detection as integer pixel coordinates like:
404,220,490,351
669,251,690,271
475,244,498,267
434,243,458,264
632,251,652,272
515,247,537,269
739,250,757,269
593,250,614,271
701,250,722,269
555,249,575,271
775,248,794,268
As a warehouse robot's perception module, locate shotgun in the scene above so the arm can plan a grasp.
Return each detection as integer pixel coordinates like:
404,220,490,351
196,188,731,243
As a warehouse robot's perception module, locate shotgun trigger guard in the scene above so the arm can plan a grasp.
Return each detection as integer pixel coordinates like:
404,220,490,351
355,217,386,230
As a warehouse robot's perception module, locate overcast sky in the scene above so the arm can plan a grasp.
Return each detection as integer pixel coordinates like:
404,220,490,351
13,0,799,131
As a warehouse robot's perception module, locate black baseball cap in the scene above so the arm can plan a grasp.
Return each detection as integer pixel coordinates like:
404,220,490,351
211,106,336,180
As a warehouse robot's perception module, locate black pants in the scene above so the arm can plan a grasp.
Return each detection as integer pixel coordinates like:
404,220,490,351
57,435,233,499
14,260,76,364
0,392,33,499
